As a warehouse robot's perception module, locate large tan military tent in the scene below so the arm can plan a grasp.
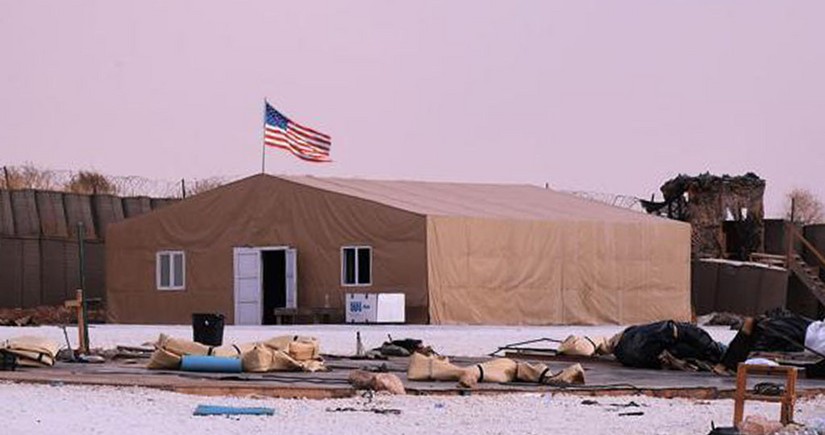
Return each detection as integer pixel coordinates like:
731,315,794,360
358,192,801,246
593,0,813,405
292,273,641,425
106,174,690,325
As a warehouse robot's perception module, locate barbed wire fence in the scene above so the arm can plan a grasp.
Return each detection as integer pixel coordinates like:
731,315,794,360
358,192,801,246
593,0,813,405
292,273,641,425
0,164,241,198
0,165,650,213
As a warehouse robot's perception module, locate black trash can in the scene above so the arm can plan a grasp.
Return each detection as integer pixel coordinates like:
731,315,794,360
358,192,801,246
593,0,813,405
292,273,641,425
0,349,17,371
192,313,225,346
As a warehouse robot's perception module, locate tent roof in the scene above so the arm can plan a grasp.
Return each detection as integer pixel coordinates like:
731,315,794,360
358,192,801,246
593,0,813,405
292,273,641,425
270,174,674,223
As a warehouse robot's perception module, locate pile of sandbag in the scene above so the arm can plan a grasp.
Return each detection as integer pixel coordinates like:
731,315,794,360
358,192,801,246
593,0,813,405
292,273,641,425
0,336,60,367
148,334,326,372
407,353,585,389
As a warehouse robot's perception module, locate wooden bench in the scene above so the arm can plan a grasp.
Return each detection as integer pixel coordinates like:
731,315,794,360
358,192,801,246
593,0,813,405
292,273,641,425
272,308,339,325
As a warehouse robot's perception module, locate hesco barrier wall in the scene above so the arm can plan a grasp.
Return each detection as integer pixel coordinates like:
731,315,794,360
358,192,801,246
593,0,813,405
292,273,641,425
0,188,178,308
691,258,788,316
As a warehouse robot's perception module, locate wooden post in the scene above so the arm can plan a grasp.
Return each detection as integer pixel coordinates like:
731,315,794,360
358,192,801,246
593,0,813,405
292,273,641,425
786,221,794,268
77,222,90,354
733,364,747,426
64,289,86,353
782,366,797,425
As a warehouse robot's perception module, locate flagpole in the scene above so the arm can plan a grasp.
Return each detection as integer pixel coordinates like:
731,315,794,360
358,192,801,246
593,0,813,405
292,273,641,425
261,98,266,174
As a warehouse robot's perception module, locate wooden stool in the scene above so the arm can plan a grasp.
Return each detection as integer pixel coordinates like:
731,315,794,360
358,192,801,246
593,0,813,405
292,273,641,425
733,363,798,426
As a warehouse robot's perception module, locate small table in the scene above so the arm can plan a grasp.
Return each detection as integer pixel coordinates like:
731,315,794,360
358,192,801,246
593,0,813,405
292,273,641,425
733,363,798,426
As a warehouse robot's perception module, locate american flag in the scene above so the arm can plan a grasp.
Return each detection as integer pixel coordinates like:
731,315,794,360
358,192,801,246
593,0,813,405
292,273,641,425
264,102,332,163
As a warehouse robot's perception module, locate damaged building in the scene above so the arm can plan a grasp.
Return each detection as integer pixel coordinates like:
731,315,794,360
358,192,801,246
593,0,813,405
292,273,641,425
641,172,765,260
643,173,825,318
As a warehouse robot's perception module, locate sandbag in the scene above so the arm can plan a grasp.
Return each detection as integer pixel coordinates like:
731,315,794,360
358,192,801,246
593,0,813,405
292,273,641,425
407,353,466,382
147,347,182,370
349,370,406,395
263,335,320,358
288,341,317,361
0,336,60,367
212,343,255,358
148,334,326,373
515,361,586,385
558,336,611,356
460,358,518,387
160,334,211,356
242,344,275,373
407,353,585,389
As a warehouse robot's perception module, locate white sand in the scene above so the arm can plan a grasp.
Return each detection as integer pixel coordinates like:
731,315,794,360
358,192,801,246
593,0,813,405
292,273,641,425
3,324,820,434
1,382,824,435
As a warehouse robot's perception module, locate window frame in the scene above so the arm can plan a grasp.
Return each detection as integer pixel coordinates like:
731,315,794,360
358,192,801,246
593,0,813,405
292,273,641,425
341,245,372,287
156,250,186,291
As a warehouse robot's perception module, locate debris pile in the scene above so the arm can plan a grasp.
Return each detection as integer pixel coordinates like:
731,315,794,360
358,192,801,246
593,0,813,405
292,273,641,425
0,305,106,326
642,172,766,259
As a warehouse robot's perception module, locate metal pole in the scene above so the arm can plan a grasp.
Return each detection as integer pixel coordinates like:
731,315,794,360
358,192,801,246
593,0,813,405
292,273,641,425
77,222,90,354
790,196,796,224
262,99,267,174
181,178,186,199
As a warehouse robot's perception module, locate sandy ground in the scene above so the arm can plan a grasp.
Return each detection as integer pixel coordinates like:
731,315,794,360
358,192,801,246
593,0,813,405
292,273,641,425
1,382,824,435
2,324,823,434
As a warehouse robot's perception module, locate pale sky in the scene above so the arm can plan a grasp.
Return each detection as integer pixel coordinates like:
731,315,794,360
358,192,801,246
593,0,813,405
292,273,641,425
2,1,823,217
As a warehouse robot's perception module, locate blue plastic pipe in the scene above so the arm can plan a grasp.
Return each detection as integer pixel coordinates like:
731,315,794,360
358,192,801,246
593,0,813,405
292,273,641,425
193,405,275,416
180,355,243,373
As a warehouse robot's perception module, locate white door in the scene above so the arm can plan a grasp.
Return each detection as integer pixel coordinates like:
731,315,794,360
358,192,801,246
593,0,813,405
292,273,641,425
233,247,262,325
285,248,297,309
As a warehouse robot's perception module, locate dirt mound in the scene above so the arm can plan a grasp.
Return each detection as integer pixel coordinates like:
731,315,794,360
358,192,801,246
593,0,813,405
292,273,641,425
0,305,106,326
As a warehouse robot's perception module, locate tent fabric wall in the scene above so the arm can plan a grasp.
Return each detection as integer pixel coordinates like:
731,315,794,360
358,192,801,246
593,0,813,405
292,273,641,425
106,176,429,324
106,174,692,326
426,216,691,325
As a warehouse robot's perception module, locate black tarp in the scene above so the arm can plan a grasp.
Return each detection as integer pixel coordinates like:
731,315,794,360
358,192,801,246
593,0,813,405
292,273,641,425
613,320,724,369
